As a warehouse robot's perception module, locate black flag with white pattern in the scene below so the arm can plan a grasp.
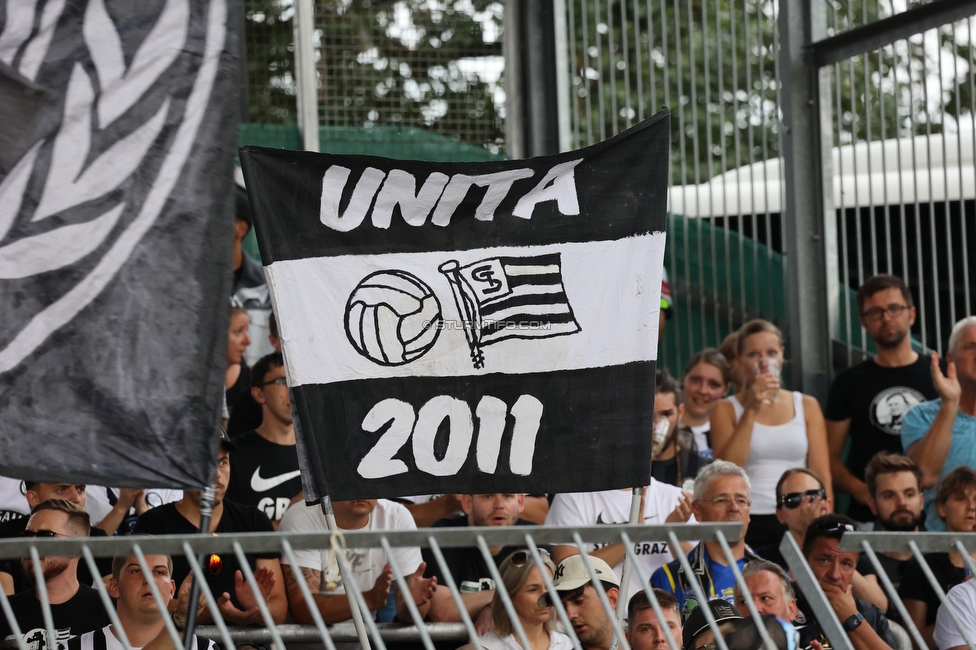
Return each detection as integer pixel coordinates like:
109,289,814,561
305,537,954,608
0,0,240,489
241,112,670,501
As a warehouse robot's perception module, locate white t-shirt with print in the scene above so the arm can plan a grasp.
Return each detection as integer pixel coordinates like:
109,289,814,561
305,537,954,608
546,480,695,599
279,499,423,602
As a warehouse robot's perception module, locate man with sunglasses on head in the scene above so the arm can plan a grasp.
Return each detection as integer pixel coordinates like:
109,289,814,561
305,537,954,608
651,461,761,617
225,352,303,528
825,275,939,527
794,514,895,650
0,500,110,649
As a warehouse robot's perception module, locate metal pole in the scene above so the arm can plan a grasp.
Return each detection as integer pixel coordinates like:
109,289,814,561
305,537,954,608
552,0,572,153
320,496,372,650
183,485,215,650
293,0,319,152
777,0,834,400
612,486,644,649
504,0,525,160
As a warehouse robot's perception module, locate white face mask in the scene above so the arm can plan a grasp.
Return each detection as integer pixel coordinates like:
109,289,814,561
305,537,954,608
652,417,671,455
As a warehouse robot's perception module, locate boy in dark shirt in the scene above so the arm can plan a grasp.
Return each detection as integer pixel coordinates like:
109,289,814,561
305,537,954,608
135,434,287,627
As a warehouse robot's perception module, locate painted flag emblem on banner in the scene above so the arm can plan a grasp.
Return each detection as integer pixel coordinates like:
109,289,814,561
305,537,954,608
440,253,581,368
241,111,670,501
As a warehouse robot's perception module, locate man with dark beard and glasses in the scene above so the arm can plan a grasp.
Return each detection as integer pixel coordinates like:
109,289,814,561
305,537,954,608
825,274,940,526
0,500,109,649
857,452,925,604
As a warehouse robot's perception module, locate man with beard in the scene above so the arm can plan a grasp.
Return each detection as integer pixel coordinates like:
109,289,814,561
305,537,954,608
226,353,303,527
650,461,761,616
0,500,109,649
826,275,940,526
856,452,925,604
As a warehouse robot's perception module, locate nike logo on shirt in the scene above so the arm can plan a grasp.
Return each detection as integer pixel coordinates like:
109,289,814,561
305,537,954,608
250,467,302,493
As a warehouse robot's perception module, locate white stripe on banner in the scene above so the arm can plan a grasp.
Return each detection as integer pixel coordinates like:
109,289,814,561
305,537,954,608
266,232,665,386
503,264,560,276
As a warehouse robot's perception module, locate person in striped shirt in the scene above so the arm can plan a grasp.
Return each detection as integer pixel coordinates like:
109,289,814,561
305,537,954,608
68,553,218,650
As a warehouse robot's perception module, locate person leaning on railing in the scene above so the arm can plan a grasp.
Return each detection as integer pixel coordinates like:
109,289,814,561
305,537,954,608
279,497,436,626
710,319,832,550
458,550,571,650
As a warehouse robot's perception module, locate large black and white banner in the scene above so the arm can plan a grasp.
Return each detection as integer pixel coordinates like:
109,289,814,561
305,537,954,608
241,112,670,501
0,1,239,488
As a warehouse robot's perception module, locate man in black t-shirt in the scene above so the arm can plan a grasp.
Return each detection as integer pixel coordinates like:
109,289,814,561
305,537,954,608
0,483,114,594
826,275,940,524
225,353,302,526
0,500,109,650
422,493,538,633
855,452,925,619
134,434,287,627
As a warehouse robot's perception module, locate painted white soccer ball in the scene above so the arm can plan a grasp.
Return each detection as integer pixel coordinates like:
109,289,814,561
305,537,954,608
345,270,442,366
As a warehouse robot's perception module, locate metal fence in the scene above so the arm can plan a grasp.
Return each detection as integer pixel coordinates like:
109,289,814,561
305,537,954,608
820,11,976,362
4,523,976,650
555,0,976,382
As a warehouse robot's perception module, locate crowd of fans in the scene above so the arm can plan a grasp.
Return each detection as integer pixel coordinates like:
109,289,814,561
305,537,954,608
1,199,974,650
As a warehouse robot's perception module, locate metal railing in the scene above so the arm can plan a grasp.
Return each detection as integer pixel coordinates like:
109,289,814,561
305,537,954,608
0,524,734,650
4,524,974,650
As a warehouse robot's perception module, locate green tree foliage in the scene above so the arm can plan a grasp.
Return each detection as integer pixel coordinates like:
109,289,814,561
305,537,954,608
244,0,298,124
242,0,506,153
565,0,975,185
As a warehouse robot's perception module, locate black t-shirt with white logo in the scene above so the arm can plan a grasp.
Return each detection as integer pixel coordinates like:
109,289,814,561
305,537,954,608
226,431,302,523
825,356,939,522
133,501,277,611
0,585,110,650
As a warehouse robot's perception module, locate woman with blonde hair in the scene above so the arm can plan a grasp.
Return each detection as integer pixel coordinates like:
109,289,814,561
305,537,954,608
710,319,831,548
459,550,571,650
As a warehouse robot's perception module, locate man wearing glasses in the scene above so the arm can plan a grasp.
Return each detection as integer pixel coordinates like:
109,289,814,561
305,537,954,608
795,514,895,650
650,461,761,617
0,499,110,649
226,352,303,527
826,274,939,527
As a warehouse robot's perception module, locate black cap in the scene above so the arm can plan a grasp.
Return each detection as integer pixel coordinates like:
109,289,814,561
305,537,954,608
235,188,251,226
683,600,744,649
720,616,792,650
219,426,238,452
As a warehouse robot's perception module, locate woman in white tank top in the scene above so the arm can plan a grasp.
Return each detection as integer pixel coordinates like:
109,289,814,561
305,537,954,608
709,319,832,548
